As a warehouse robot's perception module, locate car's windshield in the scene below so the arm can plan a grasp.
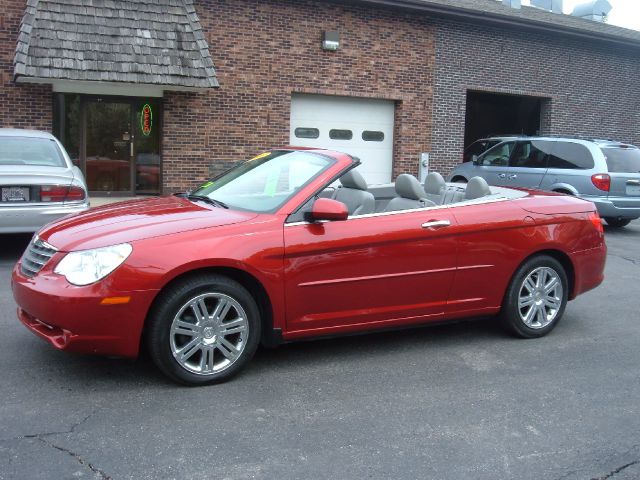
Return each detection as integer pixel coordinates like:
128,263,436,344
191,150,335,213
602,147,640,173
0,137,66,167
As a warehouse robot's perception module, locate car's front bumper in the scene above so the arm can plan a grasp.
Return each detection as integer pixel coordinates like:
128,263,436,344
0,202,89,233
11,260,158,358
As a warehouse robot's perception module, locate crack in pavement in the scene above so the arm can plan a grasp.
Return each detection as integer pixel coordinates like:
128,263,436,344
608,253,640,266
5,411,111,479
8,411,96,442
35,436,111,480
592,459,640,480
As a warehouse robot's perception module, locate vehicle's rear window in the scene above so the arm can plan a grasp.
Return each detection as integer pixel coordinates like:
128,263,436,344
547,142,594,170
0,137,65,167
602,147,640,173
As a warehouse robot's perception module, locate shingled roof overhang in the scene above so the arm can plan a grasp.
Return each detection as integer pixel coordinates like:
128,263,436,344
343,0,640,50
14,0,218,91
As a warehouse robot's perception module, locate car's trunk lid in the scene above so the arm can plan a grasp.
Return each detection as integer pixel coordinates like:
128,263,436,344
0,165,75,204
517,190,597,215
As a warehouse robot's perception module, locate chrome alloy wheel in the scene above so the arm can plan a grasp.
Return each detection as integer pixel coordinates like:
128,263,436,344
517,266,563,329
170,293,249,375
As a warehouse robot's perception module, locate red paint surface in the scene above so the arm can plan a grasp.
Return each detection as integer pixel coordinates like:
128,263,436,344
12,149,606,358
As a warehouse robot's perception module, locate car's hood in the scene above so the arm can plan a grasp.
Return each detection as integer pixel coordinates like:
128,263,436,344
40,196,258,251
0,165,75,185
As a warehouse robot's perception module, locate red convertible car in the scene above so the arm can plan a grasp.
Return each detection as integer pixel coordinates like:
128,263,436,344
12,148,606,385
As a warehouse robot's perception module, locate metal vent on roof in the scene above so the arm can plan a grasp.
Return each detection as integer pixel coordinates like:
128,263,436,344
571,0,612,22
502,0,521,9
530,0,563,14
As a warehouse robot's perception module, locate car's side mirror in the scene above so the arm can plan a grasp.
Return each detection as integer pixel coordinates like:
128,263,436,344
309,198,348,222
472,155,479,165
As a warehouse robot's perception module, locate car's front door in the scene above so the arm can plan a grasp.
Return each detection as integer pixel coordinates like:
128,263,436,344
474,141,517,186
282,208,458,338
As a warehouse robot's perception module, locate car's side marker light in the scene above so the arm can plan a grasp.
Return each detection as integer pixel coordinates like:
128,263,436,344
588,211,604,235
100,296,131,305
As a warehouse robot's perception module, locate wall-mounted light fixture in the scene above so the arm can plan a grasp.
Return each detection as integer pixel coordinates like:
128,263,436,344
322,31,340,51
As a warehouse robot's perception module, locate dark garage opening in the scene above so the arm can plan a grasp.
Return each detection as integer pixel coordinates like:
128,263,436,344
464,91,544,147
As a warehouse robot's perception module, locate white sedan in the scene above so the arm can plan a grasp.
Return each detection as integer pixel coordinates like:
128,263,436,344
0,129,89,233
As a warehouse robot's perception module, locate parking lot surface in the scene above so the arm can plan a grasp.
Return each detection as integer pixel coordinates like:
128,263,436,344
1,222,639,480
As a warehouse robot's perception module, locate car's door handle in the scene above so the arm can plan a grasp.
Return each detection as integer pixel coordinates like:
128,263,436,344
498,173,506,179
627,180,640,186
422,220,451,229
508,174,517,179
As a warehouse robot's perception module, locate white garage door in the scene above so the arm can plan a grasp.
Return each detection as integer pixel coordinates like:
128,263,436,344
289,94,395,184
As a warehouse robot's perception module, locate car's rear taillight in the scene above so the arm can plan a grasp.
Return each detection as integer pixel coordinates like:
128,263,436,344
591,174,611,192
65,186,86,201
40,185,86,202
589,211,604,235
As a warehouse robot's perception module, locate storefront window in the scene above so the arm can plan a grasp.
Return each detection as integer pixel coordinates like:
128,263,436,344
53,94,161,195
53,94,81,166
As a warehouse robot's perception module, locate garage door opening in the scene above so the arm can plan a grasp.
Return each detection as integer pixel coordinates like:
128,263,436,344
464,91,545,147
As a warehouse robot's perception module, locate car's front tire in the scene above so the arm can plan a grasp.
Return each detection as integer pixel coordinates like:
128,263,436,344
603,217,631,228
146,274,261,385
499,255,568,338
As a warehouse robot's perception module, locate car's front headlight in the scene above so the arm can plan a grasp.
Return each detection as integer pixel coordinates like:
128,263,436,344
54,243,132,286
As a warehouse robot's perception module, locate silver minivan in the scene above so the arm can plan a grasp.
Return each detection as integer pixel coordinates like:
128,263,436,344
449,137,640,228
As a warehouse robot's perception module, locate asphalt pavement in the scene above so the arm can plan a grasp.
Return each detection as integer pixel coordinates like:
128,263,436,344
1,222,639,480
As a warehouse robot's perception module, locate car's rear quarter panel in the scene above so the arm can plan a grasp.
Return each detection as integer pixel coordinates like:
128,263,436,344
446,200,539,317
447,195,605,317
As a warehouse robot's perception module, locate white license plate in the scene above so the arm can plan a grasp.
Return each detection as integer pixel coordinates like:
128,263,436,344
1,187,30,202
626,185,640,196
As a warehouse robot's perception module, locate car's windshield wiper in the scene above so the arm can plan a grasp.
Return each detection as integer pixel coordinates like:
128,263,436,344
185,194,228,209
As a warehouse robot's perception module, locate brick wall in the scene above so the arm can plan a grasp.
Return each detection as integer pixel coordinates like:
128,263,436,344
163,0,436,193
0,0,52,131
4,0,639,191
431,18,640,176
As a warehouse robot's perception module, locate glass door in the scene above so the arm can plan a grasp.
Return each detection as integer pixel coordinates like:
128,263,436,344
85,100,133,194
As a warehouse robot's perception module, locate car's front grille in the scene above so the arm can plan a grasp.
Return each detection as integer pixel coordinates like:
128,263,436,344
20,236,58,278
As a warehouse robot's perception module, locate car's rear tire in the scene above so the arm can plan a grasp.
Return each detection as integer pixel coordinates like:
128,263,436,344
499,255,568,338
603,217,631,228
146,274,261,385
451,177,467,184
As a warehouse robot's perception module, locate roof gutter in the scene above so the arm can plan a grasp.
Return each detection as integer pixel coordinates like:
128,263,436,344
342,0,640,50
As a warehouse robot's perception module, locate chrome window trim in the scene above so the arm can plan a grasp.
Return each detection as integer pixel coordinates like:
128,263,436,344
284,196,510,227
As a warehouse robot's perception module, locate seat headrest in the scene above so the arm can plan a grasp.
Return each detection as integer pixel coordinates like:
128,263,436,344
339,169,368,191
465,176,492,200
424,172,446,195
395,174,425,201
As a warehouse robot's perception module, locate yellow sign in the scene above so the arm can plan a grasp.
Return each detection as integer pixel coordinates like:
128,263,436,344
250,152,271,161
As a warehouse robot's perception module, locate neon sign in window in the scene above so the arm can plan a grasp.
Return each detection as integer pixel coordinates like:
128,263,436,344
141,104,153,136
